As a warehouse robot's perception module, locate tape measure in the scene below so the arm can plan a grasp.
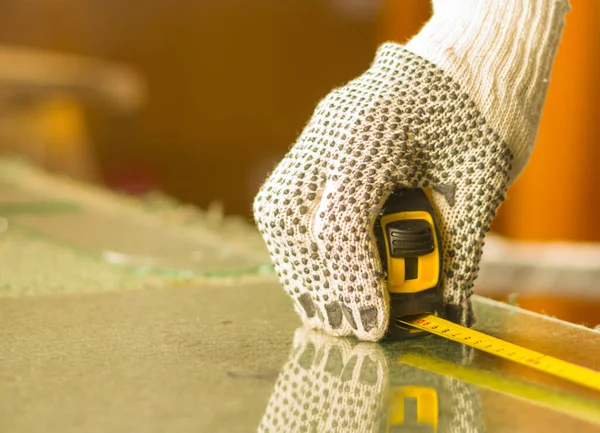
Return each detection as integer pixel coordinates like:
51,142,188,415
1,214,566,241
376,188,600,393
399,314,600,393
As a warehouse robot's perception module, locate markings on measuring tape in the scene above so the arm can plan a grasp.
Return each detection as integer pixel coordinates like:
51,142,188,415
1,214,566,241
398,314,600,393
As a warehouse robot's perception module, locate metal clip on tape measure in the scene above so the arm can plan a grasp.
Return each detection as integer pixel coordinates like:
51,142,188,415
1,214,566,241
375,188,448,339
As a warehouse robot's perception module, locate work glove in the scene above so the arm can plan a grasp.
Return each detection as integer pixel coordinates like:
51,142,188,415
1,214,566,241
253,0,569,341
257,328,485,433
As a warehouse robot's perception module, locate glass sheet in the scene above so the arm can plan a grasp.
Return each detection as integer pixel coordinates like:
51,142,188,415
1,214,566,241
1,282,598,433
0,161,271,276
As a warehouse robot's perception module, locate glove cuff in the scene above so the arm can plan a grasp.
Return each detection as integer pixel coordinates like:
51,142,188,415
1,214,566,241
404,0,569,183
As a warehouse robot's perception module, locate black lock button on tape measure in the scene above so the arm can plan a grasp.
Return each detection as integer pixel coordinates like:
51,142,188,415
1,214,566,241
375,188,600,393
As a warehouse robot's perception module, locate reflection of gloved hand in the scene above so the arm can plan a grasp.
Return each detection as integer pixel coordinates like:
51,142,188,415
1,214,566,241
258,328,388,433
258,328,486,433
253,0,569,341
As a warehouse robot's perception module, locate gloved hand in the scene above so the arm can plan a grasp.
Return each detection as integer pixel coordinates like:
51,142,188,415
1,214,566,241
253,0,569,341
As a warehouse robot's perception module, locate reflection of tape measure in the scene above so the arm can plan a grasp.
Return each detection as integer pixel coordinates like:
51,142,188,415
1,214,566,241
399,351,600,426
376,188,600,393
386,386,438,432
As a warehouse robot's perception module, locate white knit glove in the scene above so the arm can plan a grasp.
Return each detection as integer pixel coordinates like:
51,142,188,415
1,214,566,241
258,328,485,433
253,0,569,341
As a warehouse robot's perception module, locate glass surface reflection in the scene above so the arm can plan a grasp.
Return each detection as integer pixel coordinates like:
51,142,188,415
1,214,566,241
258,328,484,433
259,327,600,433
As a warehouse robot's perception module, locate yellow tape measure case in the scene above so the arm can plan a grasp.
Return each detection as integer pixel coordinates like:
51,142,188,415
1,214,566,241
375,188,446,339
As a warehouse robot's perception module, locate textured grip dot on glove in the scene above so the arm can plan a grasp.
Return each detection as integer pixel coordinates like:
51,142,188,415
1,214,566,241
253,43,512,341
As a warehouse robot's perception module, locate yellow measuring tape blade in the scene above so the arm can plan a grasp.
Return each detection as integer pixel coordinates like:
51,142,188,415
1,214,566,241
398,314,600,393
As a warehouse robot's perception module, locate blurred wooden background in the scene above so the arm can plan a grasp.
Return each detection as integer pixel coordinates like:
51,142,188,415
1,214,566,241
0,0,598,326
1,0,599,242
0,0,378,216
